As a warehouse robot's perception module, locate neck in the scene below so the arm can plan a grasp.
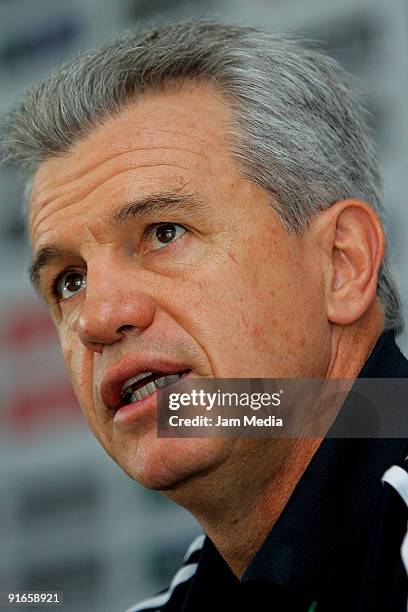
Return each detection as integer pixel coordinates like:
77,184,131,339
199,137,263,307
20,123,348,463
166,305,384,578
326,301,384,379
195,437,324,577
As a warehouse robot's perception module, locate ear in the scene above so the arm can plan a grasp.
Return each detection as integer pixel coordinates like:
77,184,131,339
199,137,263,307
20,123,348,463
313,199,385,326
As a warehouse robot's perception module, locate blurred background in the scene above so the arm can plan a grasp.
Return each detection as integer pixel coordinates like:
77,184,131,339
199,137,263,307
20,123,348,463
0,0,407,610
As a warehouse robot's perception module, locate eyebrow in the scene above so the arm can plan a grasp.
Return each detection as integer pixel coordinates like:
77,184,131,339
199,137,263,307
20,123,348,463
109,189,205,228
28,245,71,296
28,188,205,295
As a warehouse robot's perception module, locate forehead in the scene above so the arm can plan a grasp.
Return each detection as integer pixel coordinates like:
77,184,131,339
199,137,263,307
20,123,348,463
28,81,236,244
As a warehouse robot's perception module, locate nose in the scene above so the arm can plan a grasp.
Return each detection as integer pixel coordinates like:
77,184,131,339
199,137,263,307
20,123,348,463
77,266,156,353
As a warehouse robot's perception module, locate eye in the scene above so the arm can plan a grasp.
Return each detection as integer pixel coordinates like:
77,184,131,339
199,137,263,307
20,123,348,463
54,269,87,301
145,223,187,251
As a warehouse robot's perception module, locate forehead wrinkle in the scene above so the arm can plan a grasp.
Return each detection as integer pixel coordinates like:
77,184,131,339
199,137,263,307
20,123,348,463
35,143,204,205
30,160,191,242
30,83,235,238
31,145,200,221
29,135,215,236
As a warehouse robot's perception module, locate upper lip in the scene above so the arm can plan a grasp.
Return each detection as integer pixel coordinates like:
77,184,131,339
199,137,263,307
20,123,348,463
100,355,191,411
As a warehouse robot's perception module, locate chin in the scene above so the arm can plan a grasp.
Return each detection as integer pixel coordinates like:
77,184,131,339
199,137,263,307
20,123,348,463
112,430,232,491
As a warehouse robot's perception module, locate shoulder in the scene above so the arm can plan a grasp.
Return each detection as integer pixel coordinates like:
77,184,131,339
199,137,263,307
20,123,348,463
124,533,205,612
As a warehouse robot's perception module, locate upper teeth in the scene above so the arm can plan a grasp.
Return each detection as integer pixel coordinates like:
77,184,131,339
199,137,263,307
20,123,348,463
121,372,153,394
121,372,185,404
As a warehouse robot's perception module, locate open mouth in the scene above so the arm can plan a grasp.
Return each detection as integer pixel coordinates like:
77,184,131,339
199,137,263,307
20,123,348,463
119,370,191,406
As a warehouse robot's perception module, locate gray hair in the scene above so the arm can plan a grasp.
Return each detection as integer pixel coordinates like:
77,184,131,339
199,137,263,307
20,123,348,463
0,20,403,333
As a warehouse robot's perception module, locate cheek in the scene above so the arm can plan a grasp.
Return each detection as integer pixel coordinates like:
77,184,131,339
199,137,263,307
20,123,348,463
60,328,93,410
193,238,326,374
252,252,330,374
172,264,269,373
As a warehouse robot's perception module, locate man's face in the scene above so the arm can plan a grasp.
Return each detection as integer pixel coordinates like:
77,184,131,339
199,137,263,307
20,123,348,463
29,82,331,489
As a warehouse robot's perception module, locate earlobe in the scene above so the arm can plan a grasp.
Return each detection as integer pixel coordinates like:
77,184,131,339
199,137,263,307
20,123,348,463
325,200,385,325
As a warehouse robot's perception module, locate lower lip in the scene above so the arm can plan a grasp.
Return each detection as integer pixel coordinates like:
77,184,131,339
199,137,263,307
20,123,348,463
112,390,158,430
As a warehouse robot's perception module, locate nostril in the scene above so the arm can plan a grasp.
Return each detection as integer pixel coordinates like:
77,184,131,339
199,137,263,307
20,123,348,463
117,325,134,334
